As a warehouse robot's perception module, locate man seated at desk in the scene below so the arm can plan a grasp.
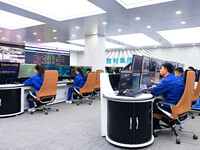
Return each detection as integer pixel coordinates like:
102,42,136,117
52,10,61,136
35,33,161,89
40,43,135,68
149,63,185,130
175,67,184,83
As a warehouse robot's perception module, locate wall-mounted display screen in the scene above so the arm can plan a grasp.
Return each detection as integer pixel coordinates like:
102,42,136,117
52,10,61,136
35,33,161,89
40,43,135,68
18,64,35,77
132,55,142,72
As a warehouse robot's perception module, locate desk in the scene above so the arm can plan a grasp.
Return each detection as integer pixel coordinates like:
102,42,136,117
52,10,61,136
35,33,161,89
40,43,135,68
100,73,154,148
0,80,73,117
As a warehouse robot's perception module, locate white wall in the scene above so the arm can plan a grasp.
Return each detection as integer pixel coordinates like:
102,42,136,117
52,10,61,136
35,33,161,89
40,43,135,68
77,51,84,66
70,51,78,66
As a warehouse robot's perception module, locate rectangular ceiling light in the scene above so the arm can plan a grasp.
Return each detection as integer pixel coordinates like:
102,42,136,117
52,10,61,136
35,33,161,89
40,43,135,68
157,27,200,44
0,10,44,30
38,42,84,51
68,39,125,49
108,33,161,47
1,0,106,21
116,0,174,9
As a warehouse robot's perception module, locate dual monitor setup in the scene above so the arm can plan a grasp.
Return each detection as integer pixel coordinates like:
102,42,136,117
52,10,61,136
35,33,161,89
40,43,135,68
0,62,92,84
117,55,184,95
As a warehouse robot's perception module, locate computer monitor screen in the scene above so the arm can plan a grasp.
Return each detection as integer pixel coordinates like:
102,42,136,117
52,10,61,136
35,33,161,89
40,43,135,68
155,60,163,72
42,64,57,70
0,62,20,75
178,63,185,69
82,66,92,76
57,66,71,76
71,66,79,78
132,73,140,89
109,74,120,91
132,55,142,72
118,71,133,93
155,72,160,81
140,73,152,89
149,72,160,82
150,58,157,71
18,64,35,77
142,56,150,72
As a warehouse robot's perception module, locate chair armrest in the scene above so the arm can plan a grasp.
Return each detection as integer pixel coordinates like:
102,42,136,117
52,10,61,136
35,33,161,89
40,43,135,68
156,101,175,119
29,91,37,99
74,86,81,95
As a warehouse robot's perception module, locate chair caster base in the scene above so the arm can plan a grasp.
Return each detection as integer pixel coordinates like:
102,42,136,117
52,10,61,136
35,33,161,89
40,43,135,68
56,109,59,112
176,139,180,144
193,135,198,140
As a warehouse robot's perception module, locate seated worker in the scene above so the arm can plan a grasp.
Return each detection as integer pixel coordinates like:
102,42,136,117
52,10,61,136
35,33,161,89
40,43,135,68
188,66,199,82
175,67,184,82
66,67,85,103
85,68,91,81
24,65,44,112
150,63,185,130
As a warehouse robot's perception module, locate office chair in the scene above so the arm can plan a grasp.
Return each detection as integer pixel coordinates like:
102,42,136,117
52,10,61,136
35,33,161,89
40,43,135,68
72,72,96,105
190,71,200,118
94,70,104,98
29,70,59,115
153,70,198,144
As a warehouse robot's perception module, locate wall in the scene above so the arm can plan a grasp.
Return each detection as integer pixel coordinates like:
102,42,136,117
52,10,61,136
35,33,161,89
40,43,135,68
70,51,78,66
106,46,200,70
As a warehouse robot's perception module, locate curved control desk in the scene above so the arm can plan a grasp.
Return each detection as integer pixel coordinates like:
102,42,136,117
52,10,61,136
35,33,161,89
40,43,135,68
100,73,155,148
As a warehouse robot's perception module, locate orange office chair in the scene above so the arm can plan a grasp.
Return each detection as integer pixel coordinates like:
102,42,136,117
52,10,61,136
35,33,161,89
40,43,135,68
29,70,59,115
72,72,96,105
94,70,104,98
153,70,198,144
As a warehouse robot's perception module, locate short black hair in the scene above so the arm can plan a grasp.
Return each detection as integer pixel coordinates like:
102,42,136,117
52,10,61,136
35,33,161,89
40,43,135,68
188,66,196,72
175,67,184,74
86,68,91,72
162,63,174,73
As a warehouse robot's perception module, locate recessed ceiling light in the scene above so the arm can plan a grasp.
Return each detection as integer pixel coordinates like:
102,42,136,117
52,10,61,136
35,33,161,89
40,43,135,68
175,10,182,15
146,25,151,29
23,41,26,43
75,26,80,29
16,35,21,38
192,43,196,46
181,21,186,24
1,0,106,21
54,37,57,40
0,10,44,30
117,29,122,32
33,32,37,35
157,27,200,44
67,39,84,45
0,30,2,32
72,35,76,37
135,17,141,20
37,39,41,42
116,0,174,9
105,41,125,49
154,46,157,48
52,30,57,32
102,22,107,25
2,37,5,40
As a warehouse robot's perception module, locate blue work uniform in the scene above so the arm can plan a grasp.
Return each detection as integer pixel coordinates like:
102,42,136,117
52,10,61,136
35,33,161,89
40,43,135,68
178,73,184,83
67,73,86,101
24,73,44,108
195,72,199,82
151,73,185,105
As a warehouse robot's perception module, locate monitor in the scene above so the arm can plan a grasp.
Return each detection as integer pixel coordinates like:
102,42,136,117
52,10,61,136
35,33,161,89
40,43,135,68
57,65,71,76
18,64,35,78
0,62,20,75
118,71,133,94
155,60,163,72
82,66,92,76
178,63,185,69
109,73,120,91
149,72,160,82
149,58,157,72
142,56,150,72
140,73,152,89
70,66,79,78
42,64,57,70
132,73,140,89
132,55,142,72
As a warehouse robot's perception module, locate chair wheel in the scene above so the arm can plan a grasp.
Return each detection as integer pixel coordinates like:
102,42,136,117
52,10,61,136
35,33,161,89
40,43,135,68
176,139,180,144
193,135,198,140
153,132,158,137
77,103,79,106
89,103,91,105
45,112,48,115
191,116,195,119
198,113,200,116
30,112,33,114
56,109,59,112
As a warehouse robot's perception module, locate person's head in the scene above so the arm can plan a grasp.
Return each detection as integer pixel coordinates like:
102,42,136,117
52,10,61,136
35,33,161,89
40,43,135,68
160,63,174,77
175,67,184,77
188,66,196,72
86,68,91,74
76,67,84,77
35,65,44,76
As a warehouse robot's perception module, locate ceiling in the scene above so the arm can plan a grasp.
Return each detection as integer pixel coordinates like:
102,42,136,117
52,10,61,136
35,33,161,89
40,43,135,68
0,0,200,50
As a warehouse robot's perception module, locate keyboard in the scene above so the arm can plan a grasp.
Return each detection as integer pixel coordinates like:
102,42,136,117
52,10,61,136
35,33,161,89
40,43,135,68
118,89,143,97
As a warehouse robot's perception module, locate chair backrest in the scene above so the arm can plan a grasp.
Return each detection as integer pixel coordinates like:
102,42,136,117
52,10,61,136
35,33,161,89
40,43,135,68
80,72,96,95
95,70,104,89
172,71,195,119
36,70,58,101
192,71,200,101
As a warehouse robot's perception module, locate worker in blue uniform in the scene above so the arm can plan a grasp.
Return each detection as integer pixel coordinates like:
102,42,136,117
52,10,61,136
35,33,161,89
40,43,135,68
188,66,199,82
175,67,184,83
84,68,91,81
24,65,44,112
150,63,185,130
66,67,85,103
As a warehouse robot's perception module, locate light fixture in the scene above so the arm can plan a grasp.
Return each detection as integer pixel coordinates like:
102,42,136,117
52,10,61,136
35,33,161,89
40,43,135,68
72,35,76,37
75,26,80,29
67,39,84,45
135,17,141,21
105,41,125,49
16,35,21,38
102,22,107,25
192,43,196,46
117,29,122,32
1,0,106,21
0,10,44,30
146,25,151,29
37,39,41,42
115,0,174,9
52,30,57,32
108,33,161,47
154,46,157,48
23,41,26,43
157,27,200,44
181,21,186,24
2,37,5,40
54,37,57,40
33,32,37,35
175,10,182,15
0,30,2,32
